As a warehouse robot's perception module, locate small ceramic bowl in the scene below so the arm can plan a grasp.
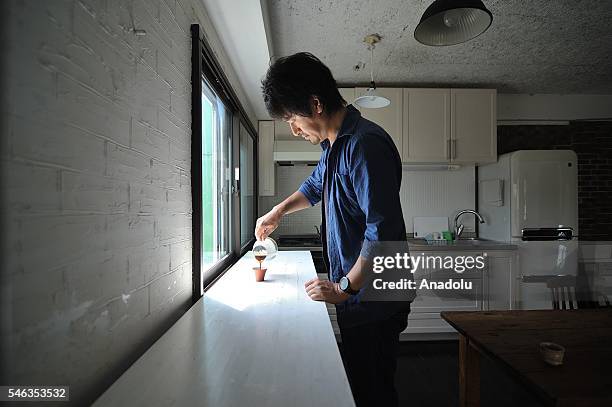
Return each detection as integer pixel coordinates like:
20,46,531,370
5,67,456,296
539,342,565,366
253,267,267,282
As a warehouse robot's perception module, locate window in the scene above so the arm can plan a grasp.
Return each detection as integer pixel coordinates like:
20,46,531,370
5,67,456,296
191,24,258,300
239,123,256,248
201,80,231,269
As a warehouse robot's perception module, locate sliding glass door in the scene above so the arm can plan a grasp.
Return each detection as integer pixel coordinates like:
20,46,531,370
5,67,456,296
201,80,232,270
192,24,258,299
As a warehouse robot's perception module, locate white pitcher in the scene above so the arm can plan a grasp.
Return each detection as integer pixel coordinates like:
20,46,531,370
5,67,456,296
252,237,278,263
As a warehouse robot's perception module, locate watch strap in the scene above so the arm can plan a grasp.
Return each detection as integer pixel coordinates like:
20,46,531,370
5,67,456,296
340,276,359,295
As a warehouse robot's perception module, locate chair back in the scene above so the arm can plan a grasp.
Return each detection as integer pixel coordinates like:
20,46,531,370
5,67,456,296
546,275,577,310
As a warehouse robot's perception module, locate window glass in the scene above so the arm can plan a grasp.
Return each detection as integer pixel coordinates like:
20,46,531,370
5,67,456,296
201,80,231,271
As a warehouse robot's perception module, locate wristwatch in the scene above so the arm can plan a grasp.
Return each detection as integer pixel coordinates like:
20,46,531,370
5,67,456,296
339,276,359,295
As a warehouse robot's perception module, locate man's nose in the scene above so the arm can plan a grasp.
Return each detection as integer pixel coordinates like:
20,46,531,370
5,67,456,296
289,122,302,137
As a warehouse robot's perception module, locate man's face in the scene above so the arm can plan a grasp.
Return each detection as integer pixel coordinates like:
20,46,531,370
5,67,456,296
285,114,323,145
283,97,325,145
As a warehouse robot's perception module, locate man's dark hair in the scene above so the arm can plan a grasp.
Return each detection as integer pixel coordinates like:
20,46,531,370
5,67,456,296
261,52,346,119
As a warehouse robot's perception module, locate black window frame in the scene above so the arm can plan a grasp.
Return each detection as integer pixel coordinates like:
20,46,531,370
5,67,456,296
191,24,258,303
238,119,259,252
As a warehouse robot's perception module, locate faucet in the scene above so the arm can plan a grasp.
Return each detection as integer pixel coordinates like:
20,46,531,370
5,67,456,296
454,209,485,240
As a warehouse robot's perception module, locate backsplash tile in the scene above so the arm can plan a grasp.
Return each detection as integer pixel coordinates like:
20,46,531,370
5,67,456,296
402,167,476,234
259,164,476,236
259,164,322,236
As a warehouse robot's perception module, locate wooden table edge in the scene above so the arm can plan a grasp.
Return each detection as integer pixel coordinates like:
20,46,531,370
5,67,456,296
440,311,557,407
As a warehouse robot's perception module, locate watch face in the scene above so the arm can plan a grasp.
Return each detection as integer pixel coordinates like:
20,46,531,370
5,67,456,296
339,277,349,291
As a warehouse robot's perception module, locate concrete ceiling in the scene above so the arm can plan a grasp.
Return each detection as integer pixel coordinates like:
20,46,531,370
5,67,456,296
266,0,612,94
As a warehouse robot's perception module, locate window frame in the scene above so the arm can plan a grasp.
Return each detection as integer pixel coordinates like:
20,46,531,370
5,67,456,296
191,24,258,302
238,120,258,253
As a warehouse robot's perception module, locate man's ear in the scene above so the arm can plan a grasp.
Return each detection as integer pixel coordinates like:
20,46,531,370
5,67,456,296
311,96,323,115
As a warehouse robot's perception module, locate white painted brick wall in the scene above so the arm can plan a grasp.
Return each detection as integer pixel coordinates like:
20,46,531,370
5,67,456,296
1,0,256,405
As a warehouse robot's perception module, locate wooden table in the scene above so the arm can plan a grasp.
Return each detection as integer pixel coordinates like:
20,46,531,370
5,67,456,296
441,310,612,407
94,251,354,407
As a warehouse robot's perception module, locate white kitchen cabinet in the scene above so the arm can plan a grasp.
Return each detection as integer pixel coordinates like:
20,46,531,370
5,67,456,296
354,87,403,160
337,87,496,165
258,121,275,196
451,89,497,165
484,250,520,311
274,120,293,140
410,278,484,313
338,87,355,106
405,250,484,336
402,248,518,338
402,88,496,165
402,88,450,163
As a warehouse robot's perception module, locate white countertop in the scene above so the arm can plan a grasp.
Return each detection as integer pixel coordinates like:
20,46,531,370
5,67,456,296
94,251,355,407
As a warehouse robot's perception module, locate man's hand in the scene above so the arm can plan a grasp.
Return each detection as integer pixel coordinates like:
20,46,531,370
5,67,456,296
255,206,282,240
305,278,350,304
254,192,312,240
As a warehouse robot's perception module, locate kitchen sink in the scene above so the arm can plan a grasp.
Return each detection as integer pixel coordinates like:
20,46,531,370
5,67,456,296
406,237,517,251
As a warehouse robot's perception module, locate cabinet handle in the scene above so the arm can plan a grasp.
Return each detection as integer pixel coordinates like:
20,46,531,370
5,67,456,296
451,139,456,159
446,139,451,159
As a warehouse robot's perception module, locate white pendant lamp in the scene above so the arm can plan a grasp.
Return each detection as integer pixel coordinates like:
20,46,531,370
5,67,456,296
414,0,493,46
354,34,390,109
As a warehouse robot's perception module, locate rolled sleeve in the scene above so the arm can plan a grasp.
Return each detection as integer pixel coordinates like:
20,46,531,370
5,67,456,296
349,135,404,259
298,157,324,206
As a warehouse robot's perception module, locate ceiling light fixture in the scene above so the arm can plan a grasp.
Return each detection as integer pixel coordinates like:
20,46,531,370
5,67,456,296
414,0,493,46
353,34,390,109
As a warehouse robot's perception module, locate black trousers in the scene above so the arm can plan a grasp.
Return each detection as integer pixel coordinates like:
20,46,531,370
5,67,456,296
339,310,409,407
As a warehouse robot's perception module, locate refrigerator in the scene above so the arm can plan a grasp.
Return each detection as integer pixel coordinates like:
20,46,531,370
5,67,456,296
478,150,579,310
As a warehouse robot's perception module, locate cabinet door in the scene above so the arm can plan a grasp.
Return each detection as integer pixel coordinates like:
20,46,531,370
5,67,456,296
354,87,403,160
273,120,293,140
410,278,483,312
258,121,275,196
405,250,484,335
402,88,450,163
484,250,519,311
451,89,497,165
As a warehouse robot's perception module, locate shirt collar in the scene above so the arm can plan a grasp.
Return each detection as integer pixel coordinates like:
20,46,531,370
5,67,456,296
337,104,361,138
320,104,361,150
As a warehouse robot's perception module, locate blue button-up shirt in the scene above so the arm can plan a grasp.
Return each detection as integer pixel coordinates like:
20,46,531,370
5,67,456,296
299,105,411,327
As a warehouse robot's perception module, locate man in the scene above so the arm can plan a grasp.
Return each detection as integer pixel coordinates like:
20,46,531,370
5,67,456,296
256,52,412,407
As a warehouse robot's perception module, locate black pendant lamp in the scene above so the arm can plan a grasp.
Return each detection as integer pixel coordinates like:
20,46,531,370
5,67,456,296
414,0,493,46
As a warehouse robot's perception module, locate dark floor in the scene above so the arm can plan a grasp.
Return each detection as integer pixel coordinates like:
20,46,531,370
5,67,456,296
395,341,545,407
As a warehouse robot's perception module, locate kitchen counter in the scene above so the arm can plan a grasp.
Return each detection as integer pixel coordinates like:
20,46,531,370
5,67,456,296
93,251,354,407
279,241,517,252
279,246,323,252
408,239,518,251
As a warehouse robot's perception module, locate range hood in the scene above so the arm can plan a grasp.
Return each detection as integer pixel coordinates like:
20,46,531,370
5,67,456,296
273,140,322,162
